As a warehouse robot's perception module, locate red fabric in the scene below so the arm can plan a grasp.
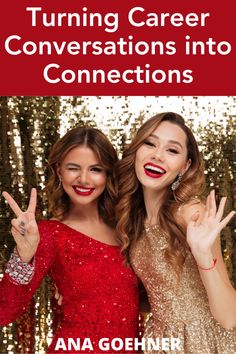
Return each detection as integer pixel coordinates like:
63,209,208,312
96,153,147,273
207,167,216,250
0,220,139,353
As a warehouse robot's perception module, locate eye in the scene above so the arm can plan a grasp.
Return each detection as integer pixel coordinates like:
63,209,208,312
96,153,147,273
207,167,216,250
167,148,179,154
68,167,79,171
144,140,155,147
91,167,103,173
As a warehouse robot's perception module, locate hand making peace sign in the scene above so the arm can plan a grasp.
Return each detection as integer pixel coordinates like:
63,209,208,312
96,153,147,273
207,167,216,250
2,188,40,263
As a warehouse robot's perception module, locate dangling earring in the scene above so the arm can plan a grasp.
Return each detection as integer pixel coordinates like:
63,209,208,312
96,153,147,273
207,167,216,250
58,176,62,188
171,173,182,191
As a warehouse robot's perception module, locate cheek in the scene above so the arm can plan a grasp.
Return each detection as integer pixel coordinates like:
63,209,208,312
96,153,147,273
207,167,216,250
134,158,141,177
168,155,187,170
94,174,107,188
135,149,143,171
60,170,74,181
135,161,144,184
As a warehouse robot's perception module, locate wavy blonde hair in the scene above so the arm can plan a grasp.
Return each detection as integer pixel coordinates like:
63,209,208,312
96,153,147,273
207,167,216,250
46,126,118,227
116,112,206,273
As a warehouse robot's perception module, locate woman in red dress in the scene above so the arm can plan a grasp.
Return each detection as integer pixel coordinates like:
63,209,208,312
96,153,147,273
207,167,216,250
0,126,139,353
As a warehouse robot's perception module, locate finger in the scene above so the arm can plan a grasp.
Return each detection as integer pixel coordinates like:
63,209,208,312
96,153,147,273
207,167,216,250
11,218,26,236
216,197,227,221
11,227,25,245
190,211,200,222
54,285,59,299
208,190,216,217
27,188,37,214
11,225,22,237
201,195,209,222
11,218,22,232
187,219,196,229
2,192,22,217
19,222,26,236
58,296,63,306
27,219,39,236
193,211,202,227
205,194,210,218
218,211,236,231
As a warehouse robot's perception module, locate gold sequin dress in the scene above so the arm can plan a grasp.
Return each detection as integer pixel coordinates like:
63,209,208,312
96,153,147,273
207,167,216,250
130,224,236,354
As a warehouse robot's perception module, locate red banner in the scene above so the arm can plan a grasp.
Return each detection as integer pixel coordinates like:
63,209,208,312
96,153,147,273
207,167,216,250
0,0,235,95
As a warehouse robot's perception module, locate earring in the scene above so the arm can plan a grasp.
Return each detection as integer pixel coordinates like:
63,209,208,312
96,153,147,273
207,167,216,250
58,176,62,188
171,173,182,191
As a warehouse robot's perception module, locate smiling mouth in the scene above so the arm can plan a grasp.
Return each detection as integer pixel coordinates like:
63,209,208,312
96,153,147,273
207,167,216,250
144,163,166,179
73,186,95,196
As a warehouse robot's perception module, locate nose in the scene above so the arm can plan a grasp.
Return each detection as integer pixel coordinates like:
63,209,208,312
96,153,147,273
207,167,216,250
151,147,165,162
77,169,89,185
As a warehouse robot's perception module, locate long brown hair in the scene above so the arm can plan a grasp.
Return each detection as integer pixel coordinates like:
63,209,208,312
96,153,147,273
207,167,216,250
116,112,206,273
46,126,118,227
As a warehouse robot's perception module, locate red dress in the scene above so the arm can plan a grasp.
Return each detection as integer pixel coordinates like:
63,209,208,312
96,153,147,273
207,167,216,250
0,220,139,353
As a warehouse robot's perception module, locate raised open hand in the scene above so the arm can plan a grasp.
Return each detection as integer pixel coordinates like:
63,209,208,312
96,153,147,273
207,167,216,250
187,190,235,262
2,188,40,262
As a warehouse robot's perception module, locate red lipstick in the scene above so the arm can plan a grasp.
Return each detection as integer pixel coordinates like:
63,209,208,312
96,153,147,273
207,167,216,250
144,163,166,179
73,186,95,196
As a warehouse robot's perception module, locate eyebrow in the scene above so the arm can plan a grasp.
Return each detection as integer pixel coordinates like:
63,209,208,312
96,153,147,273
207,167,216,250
65,163,103,168
150,134,184,149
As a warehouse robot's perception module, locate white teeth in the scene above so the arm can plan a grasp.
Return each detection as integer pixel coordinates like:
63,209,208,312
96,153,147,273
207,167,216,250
75,187,91,192
145,165,165,173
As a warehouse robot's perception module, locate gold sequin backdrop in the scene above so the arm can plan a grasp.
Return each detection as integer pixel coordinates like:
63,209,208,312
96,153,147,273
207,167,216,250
0,96,235,354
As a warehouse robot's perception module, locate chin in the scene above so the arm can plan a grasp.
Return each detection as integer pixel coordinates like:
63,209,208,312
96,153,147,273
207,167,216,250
142,180,170,193
76,198,96,205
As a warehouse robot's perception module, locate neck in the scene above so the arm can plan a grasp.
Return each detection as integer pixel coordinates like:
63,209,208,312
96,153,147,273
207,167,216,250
143,187,167,225
66,201,101,223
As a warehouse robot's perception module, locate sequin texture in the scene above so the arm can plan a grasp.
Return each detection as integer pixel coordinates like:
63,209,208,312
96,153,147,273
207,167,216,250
0,220,139,353
5,248,35,284
130,224,236,354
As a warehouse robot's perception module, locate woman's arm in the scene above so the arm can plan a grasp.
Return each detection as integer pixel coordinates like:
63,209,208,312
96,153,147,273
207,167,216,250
198,236,236,329
180,190,236,329
0,220,55,326
0,189,55,326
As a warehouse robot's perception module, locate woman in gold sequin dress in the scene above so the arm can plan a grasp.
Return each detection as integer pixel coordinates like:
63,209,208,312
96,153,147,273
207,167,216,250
116,112,236,353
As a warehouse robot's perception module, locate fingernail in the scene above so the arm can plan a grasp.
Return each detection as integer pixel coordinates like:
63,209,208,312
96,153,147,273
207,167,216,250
19,221,25,227
20,227,25,236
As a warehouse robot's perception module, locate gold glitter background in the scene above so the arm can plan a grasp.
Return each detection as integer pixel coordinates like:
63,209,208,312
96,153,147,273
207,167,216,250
0,96,235,354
